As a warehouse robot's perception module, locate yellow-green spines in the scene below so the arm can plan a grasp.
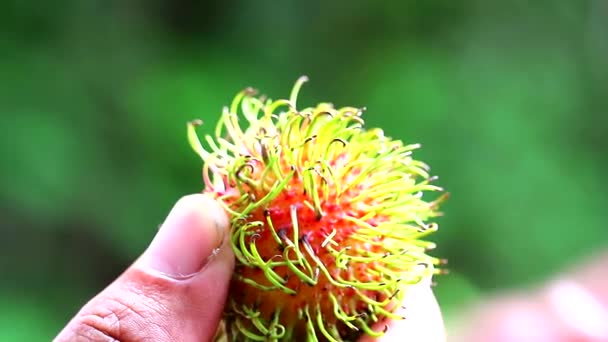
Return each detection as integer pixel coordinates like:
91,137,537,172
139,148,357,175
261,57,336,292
189,77,446,342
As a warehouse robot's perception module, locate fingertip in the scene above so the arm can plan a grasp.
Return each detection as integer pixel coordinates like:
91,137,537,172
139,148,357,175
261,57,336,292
360,281,445,342
139,193,230,279
173,193,230,235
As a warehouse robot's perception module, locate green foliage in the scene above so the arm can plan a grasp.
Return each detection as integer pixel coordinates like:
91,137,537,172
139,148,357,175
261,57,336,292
1,0,606,339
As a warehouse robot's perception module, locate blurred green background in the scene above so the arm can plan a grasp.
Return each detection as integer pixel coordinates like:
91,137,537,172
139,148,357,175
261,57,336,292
1,1,607,340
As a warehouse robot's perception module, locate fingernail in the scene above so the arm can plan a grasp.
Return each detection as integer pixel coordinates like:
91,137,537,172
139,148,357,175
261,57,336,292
141,194,229,278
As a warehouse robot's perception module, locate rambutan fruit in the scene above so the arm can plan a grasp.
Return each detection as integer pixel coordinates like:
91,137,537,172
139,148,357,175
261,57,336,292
188,77,447,342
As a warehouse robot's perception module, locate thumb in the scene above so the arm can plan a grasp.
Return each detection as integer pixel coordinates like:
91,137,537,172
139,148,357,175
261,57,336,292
55,194,234,342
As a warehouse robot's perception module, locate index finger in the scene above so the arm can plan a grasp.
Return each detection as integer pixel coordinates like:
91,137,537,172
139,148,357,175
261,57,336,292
359,280,445,342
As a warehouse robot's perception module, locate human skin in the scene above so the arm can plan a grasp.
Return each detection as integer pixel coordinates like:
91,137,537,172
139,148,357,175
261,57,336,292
451,251,608,342
54,194,446,342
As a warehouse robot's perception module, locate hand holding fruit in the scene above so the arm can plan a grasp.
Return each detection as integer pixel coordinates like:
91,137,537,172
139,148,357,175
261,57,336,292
54,194,445,342
56,78,447,342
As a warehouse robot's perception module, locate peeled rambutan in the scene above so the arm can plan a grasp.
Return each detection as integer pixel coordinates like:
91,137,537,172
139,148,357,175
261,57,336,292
188,77,447,342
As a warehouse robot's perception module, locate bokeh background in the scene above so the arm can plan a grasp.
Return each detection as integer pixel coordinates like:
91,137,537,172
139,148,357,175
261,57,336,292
2,1,607,340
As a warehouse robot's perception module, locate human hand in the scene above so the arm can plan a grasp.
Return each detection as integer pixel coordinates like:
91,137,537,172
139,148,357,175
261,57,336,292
55,194,445,342
452,252,608,342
